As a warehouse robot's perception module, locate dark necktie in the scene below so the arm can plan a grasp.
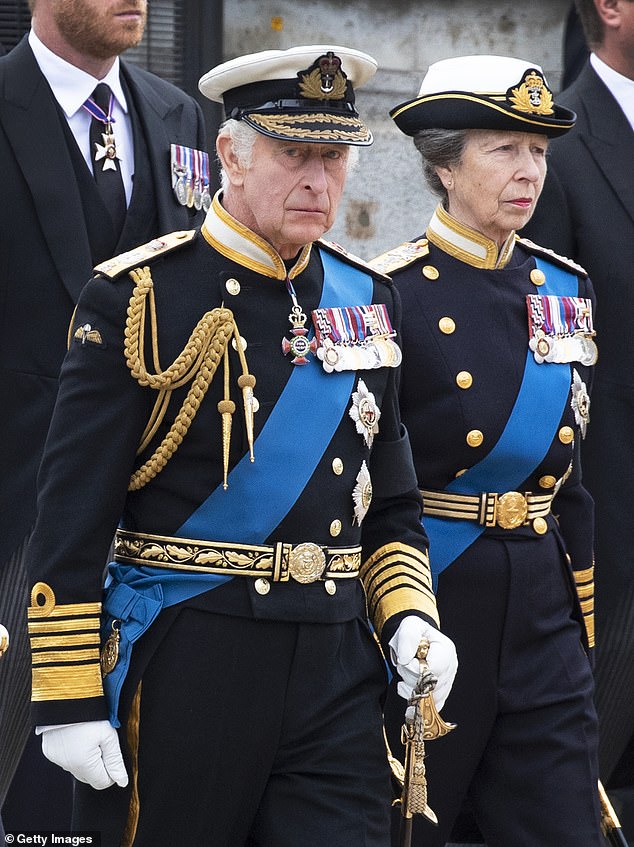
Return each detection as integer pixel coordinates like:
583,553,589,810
87,83,127,239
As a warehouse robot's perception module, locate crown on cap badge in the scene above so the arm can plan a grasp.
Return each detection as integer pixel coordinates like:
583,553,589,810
298,52,348,100
507,69,554,116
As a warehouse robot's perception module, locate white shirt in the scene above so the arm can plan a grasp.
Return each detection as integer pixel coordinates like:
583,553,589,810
28,29,134,204
590,52,634,132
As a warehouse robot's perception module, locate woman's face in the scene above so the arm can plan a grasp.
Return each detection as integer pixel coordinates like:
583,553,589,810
438,129,549,246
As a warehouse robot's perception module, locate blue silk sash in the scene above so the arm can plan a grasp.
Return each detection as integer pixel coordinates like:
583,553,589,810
424,258,576,587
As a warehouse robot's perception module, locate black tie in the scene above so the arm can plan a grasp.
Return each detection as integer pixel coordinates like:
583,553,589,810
88,83,127,239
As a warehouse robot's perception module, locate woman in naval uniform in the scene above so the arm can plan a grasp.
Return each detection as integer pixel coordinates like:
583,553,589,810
374,55,603,847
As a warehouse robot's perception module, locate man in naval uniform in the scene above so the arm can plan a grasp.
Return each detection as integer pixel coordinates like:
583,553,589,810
0,0,206,829
25,45,457,847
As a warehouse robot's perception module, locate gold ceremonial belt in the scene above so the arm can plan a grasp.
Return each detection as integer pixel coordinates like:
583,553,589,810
114,529,361,584
420,489,554,531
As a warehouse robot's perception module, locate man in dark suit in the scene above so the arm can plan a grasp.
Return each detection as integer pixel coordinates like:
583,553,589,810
0,0,206,823
523,0,634,837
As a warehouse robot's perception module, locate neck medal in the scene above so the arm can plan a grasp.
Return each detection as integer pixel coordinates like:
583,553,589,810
94,124,120,171
281,276,317,365
84,91,121,172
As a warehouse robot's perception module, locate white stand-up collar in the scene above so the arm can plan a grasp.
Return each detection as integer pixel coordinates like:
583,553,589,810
201,191,312,280
426,204,516,269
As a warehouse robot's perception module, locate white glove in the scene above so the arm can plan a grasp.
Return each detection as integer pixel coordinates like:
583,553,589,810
388,615,458,710
39,720,129,790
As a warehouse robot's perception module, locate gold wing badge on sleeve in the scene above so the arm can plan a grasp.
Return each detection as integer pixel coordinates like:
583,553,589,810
73,323,104,346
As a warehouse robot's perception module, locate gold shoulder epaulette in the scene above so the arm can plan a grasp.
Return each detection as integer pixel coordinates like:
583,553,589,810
94,230,197,280
369,239,430,275
318,238,391,283
516,236,588,278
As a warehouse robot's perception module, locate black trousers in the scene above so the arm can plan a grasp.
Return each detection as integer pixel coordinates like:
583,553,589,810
385,529,603,847
75,607,392,847
0,536,31,806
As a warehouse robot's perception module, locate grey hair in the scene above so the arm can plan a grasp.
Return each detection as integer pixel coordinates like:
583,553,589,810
412,128,469,202
217,118,360,190
217,119,259,192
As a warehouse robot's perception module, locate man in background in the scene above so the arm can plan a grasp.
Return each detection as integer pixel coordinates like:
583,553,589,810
0,0,206,828
523,0,634,837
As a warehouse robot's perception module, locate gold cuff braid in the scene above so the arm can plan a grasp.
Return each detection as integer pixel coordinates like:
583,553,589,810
574,564,595,648
28,582,103,702
360,543,438,636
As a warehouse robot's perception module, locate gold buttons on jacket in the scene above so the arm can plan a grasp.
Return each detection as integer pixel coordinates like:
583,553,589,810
232,336,247,352
539,475,557,489
466,430,483,448
324,580,337,596
422,265,440,280
254,578,270,595
456,371,473,389
225,278,241,295
332,458,344,476
530,268,546,286
558,426,574,444
330,519,342,537
0,624,9,658
439,317,455,335
533,517,548,535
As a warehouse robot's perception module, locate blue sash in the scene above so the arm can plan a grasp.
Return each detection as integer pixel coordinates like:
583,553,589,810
425,258,576,586
102,248,374,725
177,248,373,542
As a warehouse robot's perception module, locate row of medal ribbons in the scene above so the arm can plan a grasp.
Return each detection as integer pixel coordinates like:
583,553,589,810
170,143,211,211
526,294,598,366
312,303,402,372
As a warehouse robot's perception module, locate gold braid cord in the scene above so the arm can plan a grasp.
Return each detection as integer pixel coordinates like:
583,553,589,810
124,266,255,491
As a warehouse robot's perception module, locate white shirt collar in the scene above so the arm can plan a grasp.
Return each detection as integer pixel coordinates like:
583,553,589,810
590,52,634,131
28,29,128,119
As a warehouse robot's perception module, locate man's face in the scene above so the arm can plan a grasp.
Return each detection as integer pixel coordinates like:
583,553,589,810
49,0,147,59
234,135,350,259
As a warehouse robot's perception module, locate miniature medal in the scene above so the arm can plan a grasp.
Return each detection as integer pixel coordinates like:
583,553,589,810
175,171,189,205
193,178,203,211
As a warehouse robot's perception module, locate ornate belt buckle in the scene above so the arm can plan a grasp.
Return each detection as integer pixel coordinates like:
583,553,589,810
496,491,528,529
288,542,326,584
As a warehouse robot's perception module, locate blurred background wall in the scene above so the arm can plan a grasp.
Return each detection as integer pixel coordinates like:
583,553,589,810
1,0,573,257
